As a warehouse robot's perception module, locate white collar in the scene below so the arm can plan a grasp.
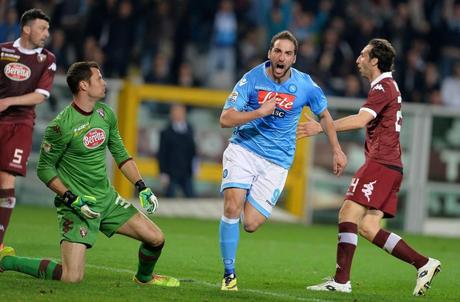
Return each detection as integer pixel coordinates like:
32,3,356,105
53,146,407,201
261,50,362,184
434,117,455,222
371,72,393,88
13,38,43,55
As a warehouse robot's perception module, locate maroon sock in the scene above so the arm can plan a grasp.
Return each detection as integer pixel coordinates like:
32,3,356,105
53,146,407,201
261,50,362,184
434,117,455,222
334,222,358,283
0,189,16,246
372,229,428,269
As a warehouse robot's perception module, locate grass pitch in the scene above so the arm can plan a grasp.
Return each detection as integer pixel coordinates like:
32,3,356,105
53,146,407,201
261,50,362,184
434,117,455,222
0,205,458,302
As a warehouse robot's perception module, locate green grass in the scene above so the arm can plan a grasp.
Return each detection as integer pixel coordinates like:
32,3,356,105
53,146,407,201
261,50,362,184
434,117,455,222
0,205,458,302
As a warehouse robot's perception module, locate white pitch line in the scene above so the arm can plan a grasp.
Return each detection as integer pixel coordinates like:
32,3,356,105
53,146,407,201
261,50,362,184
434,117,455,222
85,263,332,302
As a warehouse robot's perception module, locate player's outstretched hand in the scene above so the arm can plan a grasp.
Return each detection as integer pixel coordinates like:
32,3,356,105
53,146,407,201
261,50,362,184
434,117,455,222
297,113,322,139
332,148,347,176
64,192,100,219
139,187,158,214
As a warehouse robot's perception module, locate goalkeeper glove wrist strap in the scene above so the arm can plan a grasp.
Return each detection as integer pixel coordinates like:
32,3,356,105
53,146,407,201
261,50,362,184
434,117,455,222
63,190,77,207
135,180,146,192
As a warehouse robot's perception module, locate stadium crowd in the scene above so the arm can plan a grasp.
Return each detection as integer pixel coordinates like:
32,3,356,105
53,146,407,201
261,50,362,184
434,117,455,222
1,0,459,106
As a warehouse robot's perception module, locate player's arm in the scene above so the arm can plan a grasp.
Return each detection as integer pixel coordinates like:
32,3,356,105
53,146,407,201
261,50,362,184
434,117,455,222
0,92,45,112
37,119,99,219
105,106,159,214
297,110,374,139
318,109,348,176
220,98,276,128
119,159,159,214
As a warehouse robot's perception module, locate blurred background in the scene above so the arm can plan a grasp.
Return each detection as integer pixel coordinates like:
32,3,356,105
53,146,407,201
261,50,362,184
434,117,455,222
2,0,459,236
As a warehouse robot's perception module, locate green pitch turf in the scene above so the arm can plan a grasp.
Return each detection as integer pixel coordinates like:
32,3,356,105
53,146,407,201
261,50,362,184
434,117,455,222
0,205,458,302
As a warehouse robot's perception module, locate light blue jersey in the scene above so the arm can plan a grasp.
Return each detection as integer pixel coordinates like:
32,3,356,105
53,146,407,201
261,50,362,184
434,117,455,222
223,61,328,169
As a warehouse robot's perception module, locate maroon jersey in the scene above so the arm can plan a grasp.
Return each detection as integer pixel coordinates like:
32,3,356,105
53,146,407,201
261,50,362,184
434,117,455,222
0,39,56,127
360,72,402,167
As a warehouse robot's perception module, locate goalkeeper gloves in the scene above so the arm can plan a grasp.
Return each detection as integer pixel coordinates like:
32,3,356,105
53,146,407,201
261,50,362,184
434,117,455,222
135,180,158,214
63,191,100,219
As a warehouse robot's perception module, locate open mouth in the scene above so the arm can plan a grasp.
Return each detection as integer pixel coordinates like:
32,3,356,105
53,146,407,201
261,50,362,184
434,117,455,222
275,63,285,74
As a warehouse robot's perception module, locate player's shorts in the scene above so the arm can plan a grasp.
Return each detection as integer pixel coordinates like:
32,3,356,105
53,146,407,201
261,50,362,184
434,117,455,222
0,123,33,176
55,195,138,248
221,143,288,218
344,159,403,218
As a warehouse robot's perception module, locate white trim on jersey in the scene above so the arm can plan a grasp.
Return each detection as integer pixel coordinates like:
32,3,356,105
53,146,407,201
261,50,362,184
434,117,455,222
370,72,393,88
360,107,377,118
13,38,43,55
35,88,50,98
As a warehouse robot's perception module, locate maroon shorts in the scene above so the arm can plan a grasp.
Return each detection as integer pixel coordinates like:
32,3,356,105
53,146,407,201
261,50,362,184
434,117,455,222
343,160,403,218
0,123,33,176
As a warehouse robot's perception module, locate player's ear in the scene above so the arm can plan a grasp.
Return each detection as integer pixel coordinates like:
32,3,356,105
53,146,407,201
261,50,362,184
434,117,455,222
293,54,296,64
371,57,378,67
22,24,31,35
79,80,88,92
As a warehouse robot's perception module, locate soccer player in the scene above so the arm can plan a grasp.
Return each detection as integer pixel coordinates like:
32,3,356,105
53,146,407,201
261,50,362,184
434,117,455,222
300,39,441,296
218,30,347,291
0,8,56,251
0,61,179,286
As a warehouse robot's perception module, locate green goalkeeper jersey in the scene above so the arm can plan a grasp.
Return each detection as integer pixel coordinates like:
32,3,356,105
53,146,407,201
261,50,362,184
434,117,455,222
37,102,131,212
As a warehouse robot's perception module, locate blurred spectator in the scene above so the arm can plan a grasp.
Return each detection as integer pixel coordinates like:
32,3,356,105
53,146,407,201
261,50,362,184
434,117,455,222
207,0,237,89
0,7,19,42
441,62,460,108
177,62,199,87
48,29,69,74
342,74,365,98
158,104,197,198
102,0,136,77
144,53,172,84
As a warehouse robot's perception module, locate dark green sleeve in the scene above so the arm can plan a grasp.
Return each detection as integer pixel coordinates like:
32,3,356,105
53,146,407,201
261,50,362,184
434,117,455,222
106,105,130,165
37,116,72,185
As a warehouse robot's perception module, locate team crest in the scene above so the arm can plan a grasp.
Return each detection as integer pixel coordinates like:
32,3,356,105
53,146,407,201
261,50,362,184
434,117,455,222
37,53,47,63
223,169,228,178
79,227,88,237
62,218,73,234
96,108,105,118
288,84,297,93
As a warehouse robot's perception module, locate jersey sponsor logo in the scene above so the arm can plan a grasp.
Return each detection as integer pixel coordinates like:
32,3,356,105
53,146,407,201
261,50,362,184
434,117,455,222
257,90,295,111
1,52,20,62
362,180,377,202
4,62,31,81
373,84,385,92
238,78,248,86
83,128,106,149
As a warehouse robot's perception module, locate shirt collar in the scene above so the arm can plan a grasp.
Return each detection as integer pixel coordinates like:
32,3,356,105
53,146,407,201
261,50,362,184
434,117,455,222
13,38,43,55
371,72,393,88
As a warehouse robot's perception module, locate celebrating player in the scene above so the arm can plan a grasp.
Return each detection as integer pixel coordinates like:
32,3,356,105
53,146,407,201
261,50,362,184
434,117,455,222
0,8,56,251
301,39,441,296
0,61,179,286
218,30,347,291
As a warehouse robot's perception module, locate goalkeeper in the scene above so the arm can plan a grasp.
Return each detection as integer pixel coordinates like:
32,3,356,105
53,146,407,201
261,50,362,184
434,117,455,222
0,61,179,286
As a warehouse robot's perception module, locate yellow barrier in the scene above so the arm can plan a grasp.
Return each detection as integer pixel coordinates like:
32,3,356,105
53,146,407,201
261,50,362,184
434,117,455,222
114,82,311,218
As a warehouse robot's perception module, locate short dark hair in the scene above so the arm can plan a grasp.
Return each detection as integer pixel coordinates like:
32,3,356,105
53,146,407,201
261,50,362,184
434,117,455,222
20,8,50,28
66,61,100,95
368,38,396,72
270,30,298,54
